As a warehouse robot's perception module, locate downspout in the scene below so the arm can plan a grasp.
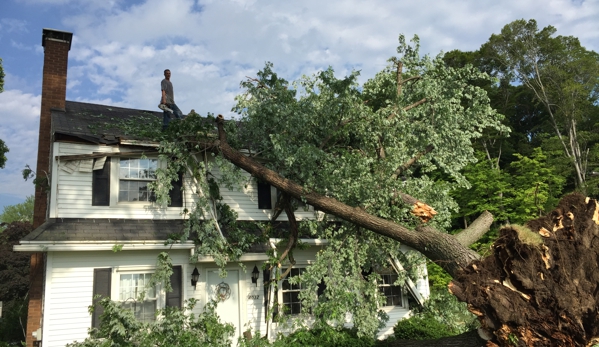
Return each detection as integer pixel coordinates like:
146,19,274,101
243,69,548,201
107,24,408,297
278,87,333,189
265,240,277,339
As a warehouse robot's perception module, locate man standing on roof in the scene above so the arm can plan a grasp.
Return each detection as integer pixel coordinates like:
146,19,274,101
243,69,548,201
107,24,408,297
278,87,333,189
159,69,184,129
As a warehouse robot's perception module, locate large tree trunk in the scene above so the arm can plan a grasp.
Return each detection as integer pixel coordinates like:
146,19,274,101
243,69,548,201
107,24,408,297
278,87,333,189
449,193,599,346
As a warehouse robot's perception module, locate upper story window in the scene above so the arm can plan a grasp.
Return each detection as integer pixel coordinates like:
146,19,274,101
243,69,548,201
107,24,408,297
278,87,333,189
118,158,158,202
92,156,183,207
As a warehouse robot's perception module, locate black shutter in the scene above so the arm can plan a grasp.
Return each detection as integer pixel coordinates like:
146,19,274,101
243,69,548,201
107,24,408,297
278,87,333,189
168,172,183,207
92,158,111,206
257,181,272,209
317,279,326,298
166,265,182,308
263,268,270,322
92,268,112,329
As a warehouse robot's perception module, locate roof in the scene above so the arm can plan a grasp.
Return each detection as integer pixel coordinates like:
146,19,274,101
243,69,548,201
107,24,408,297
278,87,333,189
20,218,271,253
23,218,186,242
51,101,163,144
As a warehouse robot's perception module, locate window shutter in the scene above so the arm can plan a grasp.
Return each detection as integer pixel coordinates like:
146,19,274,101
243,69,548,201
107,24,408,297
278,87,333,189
92,157,111,206
317,280,326,298
168,173,183,207
263,268,270,322
165,265,182,308
92,268,112,329
257,181,272,209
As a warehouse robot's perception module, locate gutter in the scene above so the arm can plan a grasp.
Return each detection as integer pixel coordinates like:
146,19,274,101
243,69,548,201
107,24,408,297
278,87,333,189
14,241,195,252
13,241,269,263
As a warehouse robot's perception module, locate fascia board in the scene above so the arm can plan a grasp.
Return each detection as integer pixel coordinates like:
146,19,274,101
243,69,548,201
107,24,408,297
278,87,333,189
14,242,194,252
269,238,328,246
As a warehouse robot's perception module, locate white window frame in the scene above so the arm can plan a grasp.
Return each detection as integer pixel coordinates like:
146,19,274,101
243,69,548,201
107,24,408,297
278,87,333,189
377,272,407,308
110,267,166,322
278,267,307,316
110,156,163,206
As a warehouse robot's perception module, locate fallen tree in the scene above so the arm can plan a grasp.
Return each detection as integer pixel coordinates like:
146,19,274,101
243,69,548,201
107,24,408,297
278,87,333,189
210,114,599,346
140,35,599,345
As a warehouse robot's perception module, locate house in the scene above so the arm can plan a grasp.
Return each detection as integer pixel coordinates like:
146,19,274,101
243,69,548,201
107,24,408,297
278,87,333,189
15,28,430,347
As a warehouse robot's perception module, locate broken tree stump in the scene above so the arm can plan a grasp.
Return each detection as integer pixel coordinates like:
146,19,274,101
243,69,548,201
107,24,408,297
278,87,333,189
450,193,599,346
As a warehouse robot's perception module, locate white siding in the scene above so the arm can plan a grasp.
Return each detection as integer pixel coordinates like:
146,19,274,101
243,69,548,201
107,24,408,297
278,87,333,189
243,262,268,338
42,250,197,347
51,143,189,219
51,142,319,221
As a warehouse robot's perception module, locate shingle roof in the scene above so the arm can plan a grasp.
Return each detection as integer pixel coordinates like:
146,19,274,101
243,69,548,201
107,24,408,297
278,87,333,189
22,218,272,253
52,101,163,144
23,218,186,242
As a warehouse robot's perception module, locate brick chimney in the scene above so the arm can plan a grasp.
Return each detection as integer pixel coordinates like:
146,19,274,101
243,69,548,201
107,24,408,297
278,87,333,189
34,28,72,228
27,28,73,347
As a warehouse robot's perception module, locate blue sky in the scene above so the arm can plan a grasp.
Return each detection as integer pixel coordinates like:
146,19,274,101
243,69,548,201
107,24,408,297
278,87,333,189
1,0,598,213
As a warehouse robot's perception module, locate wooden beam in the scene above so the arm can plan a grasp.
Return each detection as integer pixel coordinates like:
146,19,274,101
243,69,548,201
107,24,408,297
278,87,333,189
55,151,159,161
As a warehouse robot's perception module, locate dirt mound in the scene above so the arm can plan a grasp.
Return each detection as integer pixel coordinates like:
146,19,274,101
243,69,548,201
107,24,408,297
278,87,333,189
449,193,599,346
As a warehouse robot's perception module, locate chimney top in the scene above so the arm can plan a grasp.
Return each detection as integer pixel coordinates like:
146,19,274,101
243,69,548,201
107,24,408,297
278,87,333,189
42,28,73,50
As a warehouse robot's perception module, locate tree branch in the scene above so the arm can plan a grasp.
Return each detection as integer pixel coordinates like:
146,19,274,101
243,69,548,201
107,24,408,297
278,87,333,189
454,211,494,247
396,60,403,97
391,144,434,179
319,119,352,150
402,98,427,112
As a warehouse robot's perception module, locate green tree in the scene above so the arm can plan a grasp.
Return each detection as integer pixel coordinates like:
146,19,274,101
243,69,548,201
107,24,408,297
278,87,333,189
0,221,31,345
0,57,7,169
0,196,34,231
0,57,4,92
505,147,565,223
144,34,503,337
76,34,502,342
483,19,599,193
0,139,7,169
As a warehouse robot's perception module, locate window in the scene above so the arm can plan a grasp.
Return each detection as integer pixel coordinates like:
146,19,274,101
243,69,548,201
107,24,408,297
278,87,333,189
281,267,306,315
118,273,158,322
92,266,182,328
118,158,158,202
378,273,403,307
91,157,183,207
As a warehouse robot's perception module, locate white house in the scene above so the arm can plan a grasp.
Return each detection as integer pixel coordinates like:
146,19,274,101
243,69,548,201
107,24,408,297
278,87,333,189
15,28,429,347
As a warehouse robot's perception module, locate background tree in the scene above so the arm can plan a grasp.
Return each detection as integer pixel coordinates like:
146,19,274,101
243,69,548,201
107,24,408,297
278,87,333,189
482,19,599,193
0,221,32,345
0,57,7,169
0,196,34,231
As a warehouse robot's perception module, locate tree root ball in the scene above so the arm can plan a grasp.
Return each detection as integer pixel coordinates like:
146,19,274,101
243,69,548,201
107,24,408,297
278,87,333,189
450,193,599,347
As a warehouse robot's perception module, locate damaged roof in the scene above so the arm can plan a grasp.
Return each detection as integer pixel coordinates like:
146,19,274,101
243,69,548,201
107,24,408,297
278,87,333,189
51,101,163,145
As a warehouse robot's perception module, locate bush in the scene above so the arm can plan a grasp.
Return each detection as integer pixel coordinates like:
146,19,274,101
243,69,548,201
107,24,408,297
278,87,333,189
271,327,377,347
0,297,28,345
393,314,455,340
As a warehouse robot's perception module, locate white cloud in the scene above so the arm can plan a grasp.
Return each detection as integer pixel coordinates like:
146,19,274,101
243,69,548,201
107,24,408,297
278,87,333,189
0,89,39,200
3,0,599,201
0,18,29,33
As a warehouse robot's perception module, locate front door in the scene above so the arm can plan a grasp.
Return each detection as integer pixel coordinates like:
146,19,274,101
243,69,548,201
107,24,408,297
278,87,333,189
207,270,241,338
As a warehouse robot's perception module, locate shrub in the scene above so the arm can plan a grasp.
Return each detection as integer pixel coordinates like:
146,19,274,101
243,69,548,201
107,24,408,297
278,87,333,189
271,326,377,347
393,314,455,340
0,297,28,345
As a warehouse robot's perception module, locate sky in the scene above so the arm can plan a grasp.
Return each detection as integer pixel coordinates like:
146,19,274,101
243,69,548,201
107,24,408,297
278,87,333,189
0,0,598,212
